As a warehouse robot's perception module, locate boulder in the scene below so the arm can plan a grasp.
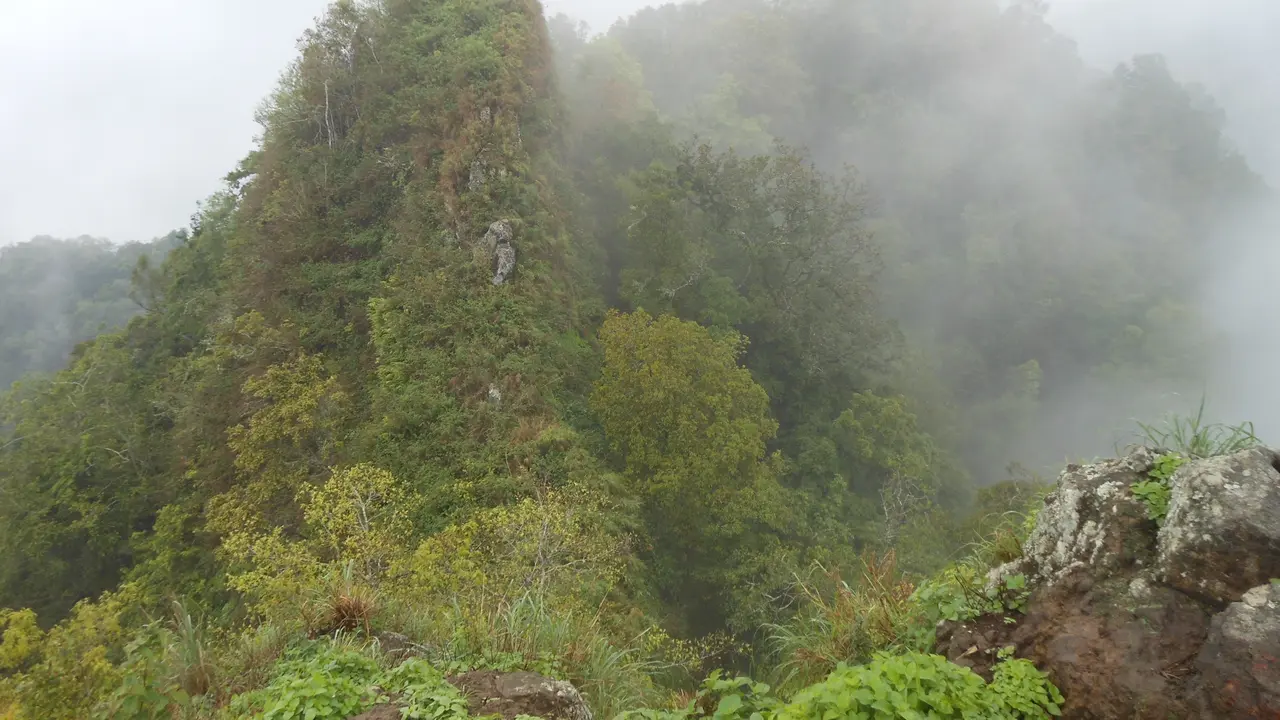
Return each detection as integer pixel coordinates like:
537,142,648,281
347,706,403,720
483,220,514,251
374,630,414,660
447,670,592,720
1192,582,1280,718
945,447,1280,718
493,243,516,286
1157,447,1280,604
480,220,517,286
998,447,1159,587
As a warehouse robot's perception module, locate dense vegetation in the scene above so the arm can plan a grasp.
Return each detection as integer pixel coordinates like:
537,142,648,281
0,233,180,390
0,0,1268,717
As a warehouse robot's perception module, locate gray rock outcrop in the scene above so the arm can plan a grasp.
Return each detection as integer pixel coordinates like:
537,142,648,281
961,445,1280,719
1192,582,1280,718
1157,446,1280,604
484,220,516,285
992,447,1158,587
448,670,592,720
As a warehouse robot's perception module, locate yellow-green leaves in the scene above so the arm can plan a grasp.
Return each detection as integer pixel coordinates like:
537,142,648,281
304,464,414,578
592,309,776,504
220,463,413,627
0,610,40,672
407,489,624,612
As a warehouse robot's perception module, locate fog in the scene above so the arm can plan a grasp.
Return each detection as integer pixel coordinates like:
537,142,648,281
1048,0,1280,442
1,0,1274,454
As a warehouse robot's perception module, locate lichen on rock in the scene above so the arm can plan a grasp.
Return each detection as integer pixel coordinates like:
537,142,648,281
1157,446,1280,604
1000,447,1158,587
948,445,1280,719
1192,582,1280,718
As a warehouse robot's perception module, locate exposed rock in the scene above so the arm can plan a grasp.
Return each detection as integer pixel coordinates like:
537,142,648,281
483,220,517,286
347,705,403,720
483,220,514,251
1157,447,1280,604
938,566,1209,719
492,243,516,286
1192,582,1280,718
448,671,592,720
942,447,1280,719
995,447,1158,587
374,630,414,660
469,158,489,192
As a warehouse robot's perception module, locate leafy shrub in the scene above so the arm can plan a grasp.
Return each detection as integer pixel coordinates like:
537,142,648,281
913,565,1030,630
384,659,470,720
1131,452,1186,525
228,643,385,719
0,587,137,720
778,652,1062,720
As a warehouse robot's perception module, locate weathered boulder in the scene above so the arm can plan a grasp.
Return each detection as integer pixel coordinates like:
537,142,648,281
483,219,514,250
493,243,516,286
938,566,1210,719
374,630,414,660
1192,582,1280,718
347,705,403,720
447,671,592,720
1158,446,1280,604
995,447,1158,587
952,447,1280,718
469,158,489,192
481,219,517,286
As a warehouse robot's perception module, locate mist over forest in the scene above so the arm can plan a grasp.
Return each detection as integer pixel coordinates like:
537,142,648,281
547,0,1276,476
0,0,1276,717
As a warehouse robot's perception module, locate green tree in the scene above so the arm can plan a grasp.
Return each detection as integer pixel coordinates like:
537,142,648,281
592,310,793,631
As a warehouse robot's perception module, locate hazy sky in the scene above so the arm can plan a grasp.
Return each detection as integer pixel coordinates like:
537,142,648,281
0,0,1274,244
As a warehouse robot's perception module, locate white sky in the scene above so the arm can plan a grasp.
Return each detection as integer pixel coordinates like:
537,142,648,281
0,0,1273,244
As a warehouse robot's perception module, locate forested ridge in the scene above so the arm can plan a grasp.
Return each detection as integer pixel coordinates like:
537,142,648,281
0,0,1269,717
0,233,180,390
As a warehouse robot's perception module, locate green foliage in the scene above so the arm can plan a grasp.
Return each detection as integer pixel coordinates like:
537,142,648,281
8,0,1276,716
767,553,923,694
1130,452,1187,525
780,652,1061,720
0,586,137,720
913,568,1030,632
386,659,471,720
231,644,384,720
625,653,1062,720
592,309,794,631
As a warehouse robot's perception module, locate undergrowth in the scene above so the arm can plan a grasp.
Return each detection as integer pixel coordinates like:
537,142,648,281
620,652,1062,720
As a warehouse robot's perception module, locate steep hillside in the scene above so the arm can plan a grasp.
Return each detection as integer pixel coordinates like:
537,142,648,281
0,0,601,620
1,0,1275,718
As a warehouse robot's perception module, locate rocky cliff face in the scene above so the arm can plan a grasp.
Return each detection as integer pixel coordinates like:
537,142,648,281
937,446,1280,719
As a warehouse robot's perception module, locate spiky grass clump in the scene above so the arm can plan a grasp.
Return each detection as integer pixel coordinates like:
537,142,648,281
768,551,920,695
1137,395,1259,459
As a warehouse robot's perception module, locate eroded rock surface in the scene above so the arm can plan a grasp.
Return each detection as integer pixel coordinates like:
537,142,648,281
949,446,1280,719
1158,447,1280,604
447,670,592,720
1193,583,1280,718
483,220,517,285
994,448,1158,587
